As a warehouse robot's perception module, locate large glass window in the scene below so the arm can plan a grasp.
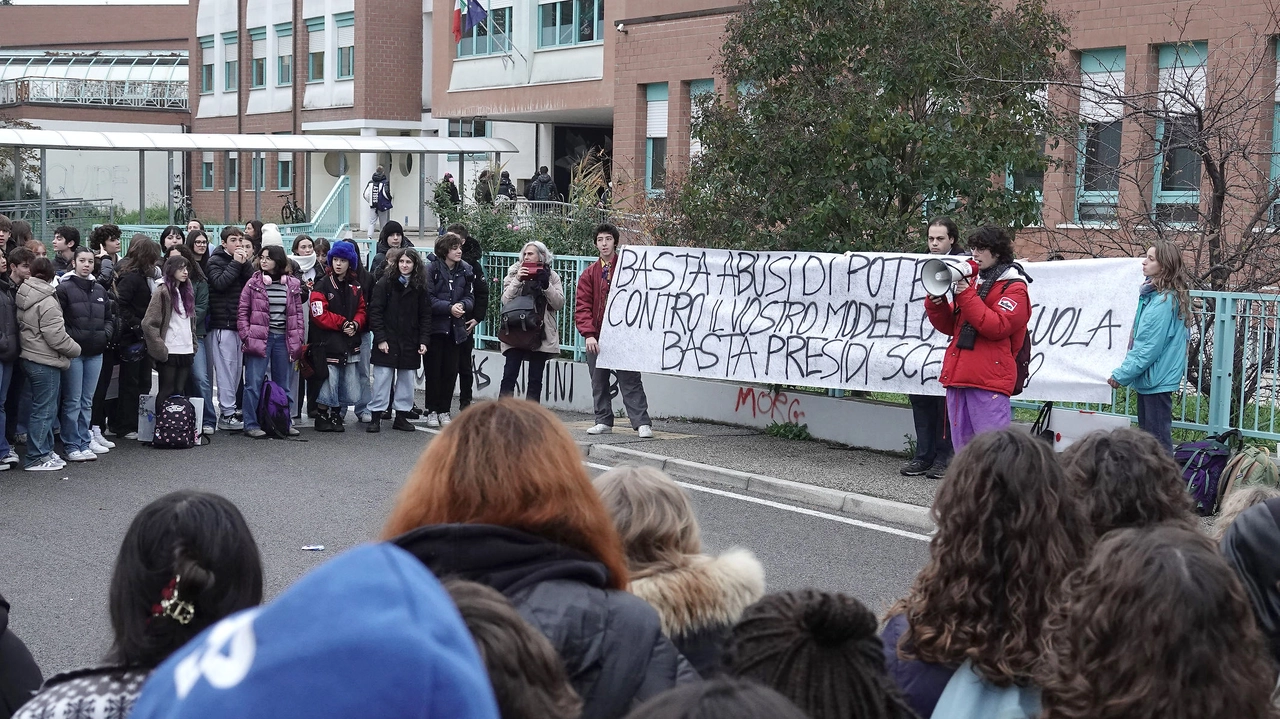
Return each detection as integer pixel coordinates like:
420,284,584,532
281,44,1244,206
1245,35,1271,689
276,23,293,86
200,64,214,94
335,12,354,79
306,18,325,82
250,58,265,88
646,137,667,194
1078,120,1122,222
199,37,215,94
201,161,214,190
1153,42,1206,225
337,47,354,78
539,0,601,48
458,5,511,57
278,158,293,191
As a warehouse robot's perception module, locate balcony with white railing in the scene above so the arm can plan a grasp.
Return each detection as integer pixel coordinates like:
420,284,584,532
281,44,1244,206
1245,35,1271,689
0,77,189,111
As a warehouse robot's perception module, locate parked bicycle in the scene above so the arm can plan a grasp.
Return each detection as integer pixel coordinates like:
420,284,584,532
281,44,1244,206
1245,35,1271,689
172,188,196,225
280,193,307,224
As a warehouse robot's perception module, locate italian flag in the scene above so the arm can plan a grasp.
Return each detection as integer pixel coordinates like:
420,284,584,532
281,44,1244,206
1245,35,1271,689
452,0,465,43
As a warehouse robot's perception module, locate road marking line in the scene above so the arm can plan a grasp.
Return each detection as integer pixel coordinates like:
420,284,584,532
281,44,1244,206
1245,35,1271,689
585,461,931,542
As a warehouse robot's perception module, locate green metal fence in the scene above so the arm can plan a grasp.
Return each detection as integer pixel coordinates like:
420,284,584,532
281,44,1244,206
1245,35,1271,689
473,251,597,359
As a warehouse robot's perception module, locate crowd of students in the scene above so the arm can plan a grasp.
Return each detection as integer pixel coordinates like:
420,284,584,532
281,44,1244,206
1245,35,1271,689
2,399,1278,719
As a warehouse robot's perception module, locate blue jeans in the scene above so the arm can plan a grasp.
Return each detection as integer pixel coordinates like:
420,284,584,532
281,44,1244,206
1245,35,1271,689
59,354,103,453
0,362,13,457
242,333,294,431
187,336,217,427
354,331,373,416
22,360,61,466
1137,391,1174,454
318,358,362,410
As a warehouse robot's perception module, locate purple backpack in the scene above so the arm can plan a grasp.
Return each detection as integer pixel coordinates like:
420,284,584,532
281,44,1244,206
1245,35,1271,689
152,396,197,449
258,379,292,439
1174,429,1241,516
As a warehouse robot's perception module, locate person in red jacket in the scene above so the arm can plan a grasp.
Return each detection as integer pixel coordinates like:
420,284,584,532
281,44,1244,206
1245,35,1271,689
309,240,367,432
575,223,653,439
923,226,1031,450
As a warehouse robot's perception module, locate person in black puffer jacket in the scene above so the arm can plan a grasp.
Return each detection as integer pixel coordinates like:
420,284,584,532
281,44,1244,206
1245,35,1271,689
111,238,162,439
205,227,254,429
446,223,488,411
56,246,113,460
369,221,413,282
309,241,366,432
0,256,19,468
0,592,42,718
422,233,474,428
366,247,430,434
383,399,698,719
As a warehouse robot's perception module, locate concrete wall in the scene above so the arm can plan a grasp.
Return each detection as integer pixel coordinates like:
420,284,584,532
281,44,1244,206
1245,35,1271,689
467,349,915,452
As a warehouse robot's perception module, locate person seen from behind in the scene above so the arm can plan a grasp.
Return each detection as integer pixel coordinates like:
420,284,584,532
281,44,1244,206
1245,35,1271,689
367,247,429,433
1219,497,1280,677
112,238,162,440
55,246,112,461
382,399,697,719
1040,524,1277,719
595,464,764,676
623,678,809,719
364,165,393,238
475,169,494,206
881,428,1092,718
577,222,654,438
1107,240,1192,453
238,245,305,438
923,226,1031,450
13,491,263,719
17,257,79,470
1058,427,1196,536
499,241,565,403
901,217,963,478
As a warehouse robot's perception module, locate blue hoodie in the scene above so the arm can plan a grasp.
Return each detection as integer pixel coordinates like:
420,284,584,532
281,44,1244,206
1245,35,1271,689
1111,282,1189,394
129,543,499,719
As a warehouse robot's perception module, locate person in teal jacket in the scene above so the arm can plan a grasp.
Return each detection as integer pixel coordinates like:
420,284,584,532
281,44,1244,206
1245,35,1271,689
1108,240,1191,453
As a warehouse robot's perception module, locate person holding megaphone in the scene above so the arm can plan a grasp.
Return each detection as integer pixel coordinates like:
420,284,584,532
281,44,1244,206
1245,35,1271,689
923,226,1031,451
902,217,967,479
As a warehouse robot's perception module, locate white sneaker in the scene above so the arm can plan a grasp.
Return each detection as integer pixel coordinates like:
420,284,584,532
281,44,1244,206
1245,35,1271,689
202,426,215,436
123,432,138,440
49,452,66,467
91,426,116,448
67,449,97,462
358,412,373,424
1,450,17,464
0,462,7,471
637,425,654,439
426,412,440,429
89,440,110,454
586,424,613,435
26,457,62,471
439,412,452,426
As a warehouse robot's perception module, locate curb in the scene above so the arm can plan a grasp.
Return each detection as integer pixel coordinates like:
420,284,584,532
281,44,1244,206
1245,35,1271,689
588,443,936,533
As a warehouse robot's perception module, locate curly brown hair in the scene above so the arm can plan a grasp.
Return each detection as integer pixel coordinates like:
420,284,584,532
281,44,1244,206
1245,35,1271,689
1040,525,1278,719
889,428,1092,686
1059,428,1196,536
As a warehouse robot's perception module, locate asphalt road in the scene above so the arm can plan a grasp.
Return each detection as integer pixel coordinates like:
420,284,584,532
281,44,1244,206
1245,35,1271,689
0,422,930,676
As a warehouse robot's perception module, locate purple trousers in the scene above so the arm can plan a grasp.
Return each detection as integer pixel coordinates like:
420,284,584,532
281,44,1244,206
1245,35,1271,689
945,387,1011,451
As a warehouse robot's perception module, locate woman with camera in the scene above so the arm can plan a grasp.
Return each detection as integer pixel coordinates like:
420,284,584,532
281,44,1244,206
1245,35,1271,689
922,226,1031,451
498,241,564,403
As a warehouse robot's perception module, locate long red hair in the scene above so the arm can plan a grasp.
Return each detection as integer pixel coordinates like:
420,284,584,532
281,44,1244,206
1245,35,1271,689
381,398,629,590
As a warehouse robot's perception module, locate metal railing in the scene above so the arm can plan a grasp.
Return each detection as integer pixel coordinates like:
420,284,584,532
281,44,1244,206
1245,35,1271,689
0,197,116,240
0,77,188,110
473,251,597,359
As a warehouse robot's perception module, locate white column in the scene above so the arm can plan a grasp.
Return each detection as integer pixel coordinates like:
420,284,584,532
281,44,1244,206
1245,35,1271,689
358,127,377,237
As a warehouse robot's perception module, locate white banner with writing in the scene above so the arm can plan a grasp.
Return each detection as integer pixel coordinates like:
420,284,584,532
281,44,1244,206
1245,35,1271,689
596,248,1144,402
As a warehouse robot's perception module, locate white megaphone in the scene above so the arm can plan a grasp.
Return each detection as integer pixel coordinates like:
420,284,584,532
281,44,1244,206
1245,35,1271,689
921,257,979,297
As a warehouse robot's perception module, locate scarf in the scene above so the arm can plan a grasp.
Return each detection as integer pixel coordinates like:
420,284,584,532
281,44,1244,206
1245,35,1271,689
956,263,1012,350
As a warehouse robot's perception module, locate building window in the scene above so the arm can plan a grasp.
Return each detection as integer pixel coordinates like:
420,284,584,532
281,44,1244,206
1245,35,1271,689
306,17,325,82
199,36,215,94
1076,48,1125,223
201,160,214,190
278,155,293,191
458,4,511,57
1007,134,1046,226
226,155,239,190
646,82,668,196
538,0,602,48
276,23,293,86
1153,42,1206,225
335,12,354,79
201,64,214,94
222,32,238,91
248,27,267,88
447,118,489,161
689,79,714,159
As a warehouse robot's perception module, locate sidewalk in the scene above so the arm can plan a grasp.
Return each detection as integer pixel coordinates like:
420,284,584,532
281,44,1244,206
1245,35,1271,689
550,409,939,532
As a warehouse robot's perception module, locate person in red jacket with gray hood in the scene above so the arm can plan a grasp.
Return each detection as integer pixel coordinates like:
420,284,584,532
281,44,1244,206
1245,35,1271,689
575,223,653,439
923,226,1031,450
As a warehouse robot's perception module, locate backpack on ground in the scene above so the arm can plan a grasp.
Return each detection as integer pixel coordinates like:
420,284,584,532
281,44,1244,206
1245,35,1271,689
152,395,197,449
497,294,544,350
1175,429,1242,516
259,379,292,439
1219,443,1280,506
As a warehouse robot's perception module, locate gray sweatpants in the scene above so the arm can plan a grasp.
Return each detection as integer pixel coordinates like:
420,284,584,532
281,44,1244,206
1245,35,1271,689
370,366,416,413
587,352,651,428
207,328,243,418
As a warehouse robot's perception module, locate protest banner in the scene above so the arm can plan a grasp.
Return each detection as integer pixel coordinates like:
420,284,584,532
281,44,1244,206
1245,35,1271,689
596,248,1144,403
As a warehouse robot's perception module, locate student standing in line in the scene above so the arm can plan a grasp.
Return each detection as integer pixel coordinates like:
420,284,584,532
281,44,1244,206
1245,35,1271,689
243,220,264,255
142,254,198,405
90,224,122,290
4,248,32,452
112,238,162,441
922,227,1031,450
448,223,488,412
205,227,253,430
0,250,19,469
16,257,79,470
423,233,473,427
576,223,653,439
51,226,81,276
350,240,375,424
903,217,964,478
160,225,185,253
56,246,112,461
368,247,429,433
310,241,366,433
172,242,215,434
238,245,305,438
1107,240,1191,453
300,237,330,424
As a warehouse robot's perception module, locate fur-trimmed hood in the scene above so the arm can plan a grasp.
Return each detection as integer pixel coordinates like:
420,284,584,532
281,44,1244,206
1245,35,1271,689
628,548,766,638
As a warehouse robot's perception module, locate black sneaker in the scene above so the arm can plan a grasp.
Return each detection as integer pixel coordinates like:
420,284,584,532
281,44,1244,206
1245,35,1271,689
900,459,931,476
926,460,949,479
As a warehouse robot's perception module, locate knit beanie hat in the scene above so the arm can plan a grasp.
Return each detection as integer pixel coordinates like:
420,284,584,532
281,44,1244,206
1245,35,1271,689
259,224,284,248
723,590,917,719
327,240,359,268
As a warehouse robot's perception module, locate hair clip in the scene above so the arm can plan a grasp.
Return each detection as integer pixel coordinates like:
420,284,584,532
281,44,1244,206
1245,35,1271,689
150,575,196,625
